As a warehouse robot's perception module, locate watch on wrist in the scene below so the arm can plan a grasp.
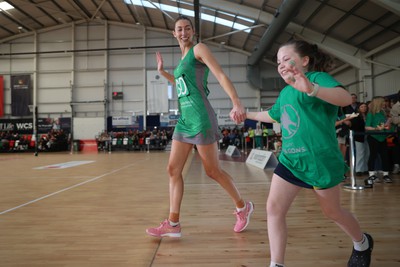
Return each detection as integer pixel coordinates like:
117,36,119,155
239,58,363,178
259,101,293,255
307,83,319,97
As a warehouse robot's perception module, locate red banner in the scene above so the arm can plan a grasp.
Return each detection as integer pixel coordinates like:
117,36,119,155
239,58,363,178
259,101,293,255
0,76,3,117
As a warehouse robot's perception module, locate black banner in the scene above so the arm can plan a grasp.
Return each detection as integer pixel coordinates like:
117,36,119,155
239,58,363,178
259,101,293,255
0,118,71,134
0,76,4,117
11,74,32,116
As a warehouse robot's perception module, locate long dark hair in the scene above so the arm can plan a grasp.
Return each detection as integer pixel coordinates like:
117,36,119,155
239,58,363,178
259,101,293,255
280,39,335,72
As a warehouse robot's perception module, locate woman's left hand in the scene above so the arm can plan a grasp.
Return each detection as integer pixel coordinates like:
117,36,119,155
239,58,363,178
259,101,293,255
284,62,314,94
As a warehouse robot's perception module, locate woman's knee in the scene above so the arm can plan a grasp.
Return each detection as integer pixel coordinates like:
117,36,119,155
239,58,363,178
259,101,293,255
320,206,343,221
267,198,286,218
167,164,182,178
204,167,222,180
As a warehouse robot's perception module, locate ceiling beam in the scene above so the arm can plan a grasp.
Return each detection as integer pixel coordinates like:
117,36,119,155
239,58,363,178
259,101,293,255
371,0,400,17
90,0,108,21
364,36,400,58
200,0,363,68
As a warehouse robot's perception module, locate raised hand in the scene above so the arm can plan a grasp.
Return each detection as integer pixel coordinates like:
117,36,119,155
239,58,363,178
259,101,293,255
284,60,314,94
156,51,164,72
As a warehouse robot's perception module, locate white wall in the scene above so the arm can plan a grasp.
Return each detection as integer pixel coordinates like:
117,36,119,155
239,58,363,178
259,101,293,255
73,117,104,140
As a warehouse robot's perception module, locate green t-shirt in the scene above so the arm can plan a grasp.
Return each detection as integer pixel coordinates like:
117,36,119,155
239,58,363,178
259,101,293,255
365,111,389,142
268,72,348,188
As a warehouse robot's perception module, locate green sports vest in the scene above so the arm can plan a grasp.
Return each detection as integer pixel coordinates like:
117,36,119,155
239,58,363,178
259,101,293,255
173,45,217,140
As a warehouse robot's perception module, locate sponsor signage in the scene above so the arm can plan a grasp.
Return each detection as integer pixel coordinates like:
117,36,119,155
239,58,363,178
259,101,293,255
112,116,132,126
0,118,71,134
225,145,241,157
246,149,278,169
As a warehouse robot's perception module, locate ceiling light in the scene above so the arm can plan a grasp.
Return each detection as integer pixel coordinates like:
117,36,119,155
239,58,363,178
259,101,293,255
0,2,14,11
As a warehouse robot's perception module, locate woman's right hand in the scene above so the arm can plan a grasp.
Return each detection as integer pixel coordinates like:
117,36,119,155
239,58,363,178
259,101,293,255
230,103,246,124
376,123,384,130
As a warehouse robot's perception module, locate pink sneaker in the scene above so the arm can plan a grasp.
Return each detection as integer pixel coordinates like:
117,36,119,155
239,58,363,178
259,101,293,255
234,201,254,233
146,219,182,238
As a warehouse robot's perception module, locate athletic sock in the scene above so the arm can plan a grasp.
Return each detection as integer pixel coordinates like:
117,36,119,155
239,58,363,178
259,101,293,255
353,233,369,251
235,199,245,210
168,220,180,227
168,212,180,224
236,201,246,212
270,262,285,267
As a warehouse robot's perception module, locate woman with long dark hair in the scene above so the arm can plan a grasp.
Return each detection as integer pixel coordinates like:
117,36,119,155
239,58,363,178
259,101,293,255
146,16,253,238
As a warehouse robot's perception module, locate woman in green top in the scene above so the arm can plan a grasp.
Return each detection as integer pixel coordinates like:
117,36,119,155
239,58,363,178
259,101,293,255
246,39,373,267
365,96,392,183
146,16,253,238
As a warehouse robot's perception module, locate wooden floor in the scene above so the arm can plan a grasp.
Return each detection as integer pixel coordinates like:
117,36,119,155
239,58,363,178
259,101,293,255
0,149,399,267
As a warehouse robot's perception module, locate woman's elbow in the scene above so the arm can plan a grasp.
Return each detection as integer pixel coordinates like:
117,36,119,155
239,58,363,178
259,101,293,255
338,90,352,106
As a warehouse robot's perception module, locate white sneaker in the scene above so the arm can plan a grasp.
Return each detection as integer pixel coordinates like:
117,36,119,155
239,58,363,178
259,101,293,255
393,164,400,174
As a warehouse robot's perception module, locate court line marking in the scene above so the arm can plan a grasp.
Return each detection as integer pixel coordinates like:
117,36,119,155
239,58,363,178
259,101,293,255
0,161,139,216
34,160,95,169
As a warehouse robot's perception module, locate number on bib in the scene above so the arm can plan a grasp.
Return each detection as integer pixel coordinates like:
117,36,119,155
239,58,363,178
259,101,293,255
176,76,189,98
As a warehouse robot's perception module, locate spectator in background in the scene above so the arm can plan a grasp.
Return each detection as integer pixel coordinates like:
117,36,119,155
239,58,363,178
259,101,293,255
390,90,400,174
254,123,263,149
336,107,352,162
228,128,240,147
351,102,370,175
262,125,269,149
247,126,254,148
365,96,392,183
384,97,392,117
343,93,360,114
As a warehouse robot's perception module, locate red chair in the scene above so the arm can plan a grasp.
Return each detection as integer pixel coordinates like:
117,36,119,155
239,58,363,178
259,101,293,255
9,140,15,151
29,140,36,148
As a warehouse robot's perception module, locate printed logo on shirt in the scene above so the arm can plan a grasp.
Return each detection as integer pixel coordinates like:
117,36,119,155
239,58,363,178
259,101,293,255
281,104,300,139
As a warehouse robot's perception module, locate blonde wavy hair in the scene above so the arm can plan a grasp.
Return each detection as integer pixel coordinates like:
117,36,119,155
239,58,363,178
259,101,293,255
369,97,385,114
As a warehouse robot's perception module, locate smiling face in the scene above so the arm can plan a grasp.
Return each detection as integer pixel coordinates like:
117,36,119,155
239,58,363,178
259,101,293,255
173,18,194,46
276,44,309,80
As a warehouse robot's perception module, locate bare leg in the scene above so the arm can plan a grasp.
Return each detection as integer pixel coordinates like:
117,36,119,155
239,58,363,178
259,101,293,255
196,142,243,206
314,185,363,241
339,143,347,160
167,140,193,217
267,174,302,264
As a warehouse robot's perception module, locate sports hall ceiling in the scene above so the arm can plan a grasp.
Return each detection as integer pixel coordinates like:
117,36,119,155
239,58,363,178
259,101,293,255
0,0,399,75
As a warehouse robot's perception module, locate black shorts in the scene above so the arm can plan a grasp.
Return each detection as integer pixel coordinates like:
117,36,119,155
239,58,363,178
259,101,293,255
274,162,324,190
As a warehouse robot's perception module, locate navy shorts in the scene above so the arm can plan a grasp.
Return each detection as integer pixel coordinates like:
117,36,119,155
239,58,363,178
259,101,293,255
274,162,323,189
